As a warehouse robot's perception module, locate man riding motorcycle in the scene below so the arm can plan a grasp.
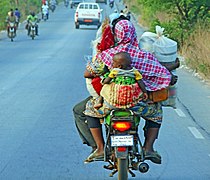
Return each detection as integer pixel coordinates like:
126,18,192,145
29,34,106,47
26,12,39,36
41,2,49,19
5,11,18,35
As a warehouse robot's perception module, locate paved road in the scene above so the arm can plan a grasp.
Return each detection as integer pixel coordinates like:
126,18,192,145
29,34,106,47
0,1,210,180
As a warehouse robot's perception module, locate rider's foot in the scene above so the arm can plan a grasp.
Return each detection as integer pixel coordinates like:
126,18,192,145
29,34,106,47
84,149,104,164
144,150,161,164
90,146,97,154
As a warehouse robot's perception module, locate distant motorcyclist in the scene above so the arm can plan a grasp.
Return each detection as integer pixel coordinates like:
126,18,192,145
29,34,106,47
5,11,18,35
50,0,56,6
41,2,49,19
64,0,69,7
27,12,39,36
109,0,114,8
50,0,56,12
14,8,21,27
123,5,131,20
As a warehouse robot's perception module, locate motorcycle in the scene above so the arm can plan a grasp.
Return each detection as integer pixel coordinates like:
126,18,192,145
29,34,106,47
42,10,48,21
64,0,69,8
29,21,37,40
50,4,56,12
103,109,149,179
109,0,114,8
7,22,16,41
126,12,131,20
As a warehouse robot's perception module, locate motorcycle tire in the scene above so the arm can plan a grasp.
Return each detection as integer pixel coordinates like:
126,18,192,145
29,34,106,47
117,158,128,180
75,23,79,29
32,31,35,40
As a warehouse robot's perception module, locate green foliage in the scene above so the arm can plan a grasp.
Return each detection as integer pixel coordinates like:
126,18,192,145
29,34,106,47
0,0,41,30
134,0,210,46
0,0,10,29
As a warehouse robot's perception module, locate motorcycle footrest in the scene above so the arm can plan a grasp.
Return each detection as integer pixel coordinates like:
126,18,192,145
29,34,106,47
103,164,115,170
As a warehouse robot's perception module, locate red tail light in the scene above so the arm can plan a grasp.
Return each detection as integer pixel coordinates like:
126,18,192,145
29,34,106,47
117,147,127,152
75,12,78,21
112,122,132,132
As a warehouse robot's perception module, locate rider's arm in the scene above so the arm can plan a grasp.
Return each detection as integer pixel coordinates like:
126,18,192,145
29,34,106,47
137,79,148,100
160,58,180,71
102,69,116,84
135,69,148,100
102,77,112,84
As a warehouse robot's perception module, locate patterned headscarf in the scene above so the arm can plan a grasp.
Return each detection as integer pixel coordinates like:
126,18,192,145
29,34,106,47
96,20,171,91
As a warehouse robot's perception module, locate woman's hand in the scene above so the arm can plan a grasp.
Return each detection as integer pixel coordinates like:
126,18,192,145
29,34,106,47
84,69,95,78
143,92,148,101
170,73,178,85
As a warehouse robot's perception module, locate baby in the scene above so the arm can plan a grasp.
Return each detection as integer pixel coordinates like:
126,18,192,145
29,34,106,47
94,52,148,109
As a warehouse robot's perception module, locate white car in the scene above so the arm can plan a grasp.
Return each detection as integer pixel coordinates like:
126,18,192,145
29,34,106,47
74,2,103,29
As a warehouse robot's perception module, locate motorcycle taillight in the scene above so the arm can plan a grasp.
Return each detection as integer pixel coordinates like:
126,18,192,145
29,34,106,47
117,147,127,152
112,121,132,132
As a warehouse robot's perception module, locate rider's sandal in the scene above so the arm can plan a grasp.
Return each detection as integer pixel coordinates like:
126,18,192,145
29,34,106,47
144,150,162,164
84,150,104,164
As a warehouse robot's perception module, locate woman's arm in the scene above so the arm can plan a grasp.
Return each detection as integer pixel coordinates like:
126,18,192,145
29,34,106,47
84,69,95,78
161,58,180,71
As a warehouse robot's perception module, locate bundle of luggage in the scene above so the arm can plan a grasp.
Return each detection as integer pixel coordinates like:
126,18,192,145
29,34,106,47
139,26,178,108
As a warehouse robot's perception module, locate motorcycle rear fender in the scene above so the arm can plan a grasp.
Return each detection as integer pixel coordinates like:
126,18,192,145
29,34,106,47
105,109,140,126
115,147,128,159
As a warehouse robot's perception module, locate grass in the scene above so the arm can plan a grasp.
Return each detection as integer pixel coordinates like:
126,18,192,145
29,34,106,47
181,24,210,79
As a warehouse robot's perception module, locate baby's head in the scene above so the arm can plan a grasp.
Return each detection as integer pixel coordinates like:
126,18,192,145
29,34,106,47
112,52,131,69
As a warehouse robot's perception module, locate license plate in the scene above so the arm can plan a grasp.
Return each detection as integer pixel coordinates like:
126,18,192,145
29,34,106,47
111,135,133,147
84,19,92,22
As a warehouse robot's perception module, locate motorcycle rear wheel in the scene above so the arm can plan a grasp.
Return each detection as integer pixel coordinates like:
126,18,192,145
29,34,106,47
117,158,128,180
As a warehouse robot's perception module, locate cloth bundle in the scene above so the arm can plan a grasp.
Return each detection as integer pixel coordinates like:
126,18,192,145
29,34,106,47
100,82,143,109
139,26,178,108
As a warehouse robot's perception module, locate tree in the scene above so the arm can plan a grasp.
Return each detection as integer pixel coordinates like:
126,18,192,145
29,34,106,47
137,0,210,45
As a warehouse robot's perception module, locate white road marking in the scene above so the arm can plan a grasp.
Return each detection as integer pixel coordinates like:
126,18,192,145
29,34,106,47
188,127,205,139
175,108,186,117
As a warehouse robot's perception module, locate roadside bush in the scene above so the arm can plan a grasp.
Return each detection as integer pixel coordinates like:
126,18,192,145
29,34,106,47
124,0,210,80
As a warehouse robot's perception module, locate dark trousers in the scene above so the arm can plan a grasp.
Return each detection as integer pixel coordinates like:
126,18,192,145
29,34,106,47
73,97,96,148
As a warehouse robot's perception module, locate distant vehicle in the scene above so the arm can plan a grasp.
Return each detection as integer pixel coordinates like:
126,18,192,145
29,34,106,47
96,0,107,4
74,2,103,29
70,0,82,8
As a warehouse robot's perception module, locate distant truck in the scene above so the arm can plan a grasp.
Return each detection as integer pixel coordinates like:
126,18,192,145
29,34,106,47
74,2,103,29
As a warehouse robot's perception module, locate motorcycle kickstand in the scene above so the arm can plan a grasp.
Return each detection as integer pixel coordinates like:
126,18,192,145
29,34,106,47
109,169,118,177
128,169,136,177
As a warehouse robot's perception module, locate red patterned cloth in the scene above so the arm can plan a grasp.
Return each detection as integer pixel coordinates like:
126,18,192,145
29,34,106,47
100,82,143,109
95,20,171,91
97,25,115,52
